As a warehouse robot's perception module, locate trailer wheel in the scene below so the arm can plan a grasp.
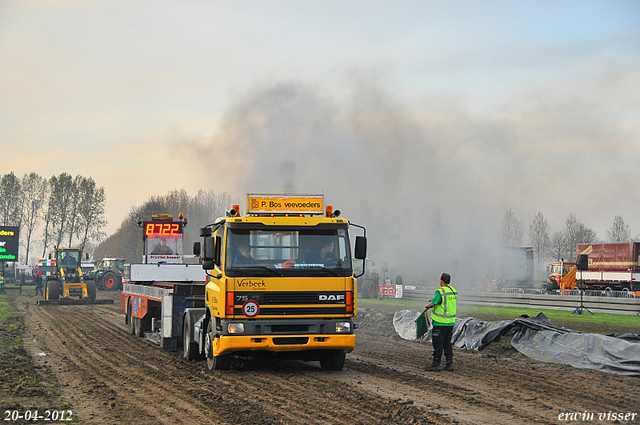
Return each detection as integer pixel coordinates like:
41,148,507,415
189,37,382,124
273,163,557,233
127,300,135,335
205,319,231,370
603,287,613,297
183,315,204,361
103,272,121,291
46,280,60,301
320,350,346,371
135,314,150,338
85,280,96,300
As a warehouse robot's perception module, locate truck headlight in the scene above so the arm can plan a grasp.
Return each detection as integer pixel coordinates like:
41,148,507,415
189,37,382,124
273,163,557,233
336,321,351,333
227,323,245,334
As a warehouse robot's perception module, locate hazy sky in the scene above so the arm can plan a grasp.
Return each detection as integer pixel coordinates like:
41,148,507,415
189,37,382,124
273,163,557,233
2,1,639,273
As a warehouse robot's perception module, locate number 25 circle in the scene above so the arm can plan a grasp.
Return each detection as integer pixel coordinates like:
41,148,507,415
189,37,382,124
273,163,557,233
242,300,259,318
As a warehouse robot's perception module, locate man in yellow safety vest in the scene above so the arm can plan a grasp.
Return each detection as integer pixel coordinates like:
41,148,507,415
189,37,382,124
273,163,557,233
424,273,457,371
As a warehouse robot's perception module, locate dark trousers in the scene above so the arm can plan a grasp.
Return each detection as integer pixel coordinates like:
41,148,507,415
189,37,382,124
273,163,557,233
432,325,454,364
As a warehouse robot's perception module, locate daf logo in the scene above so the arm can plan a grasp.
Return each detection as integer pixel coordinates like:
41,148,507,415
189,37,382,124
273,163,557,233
319,294,345,301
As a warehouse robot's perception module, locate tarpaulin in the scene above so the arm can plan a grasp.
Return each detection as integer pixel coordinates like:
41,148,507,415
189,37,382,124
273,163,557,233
393,310,640,376
393,310,514,350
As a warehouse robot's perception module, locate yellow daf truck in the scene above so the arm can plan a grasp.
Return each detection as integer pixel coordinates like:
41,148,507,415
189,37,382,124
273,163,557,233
185,194,367,370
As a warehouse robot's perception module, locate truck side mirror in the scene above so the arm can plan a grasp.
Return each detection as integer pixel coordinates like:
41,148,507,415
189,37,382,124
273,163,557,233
193,242,201,256
203,237,215,261
354,236,367,260
201,237,218,270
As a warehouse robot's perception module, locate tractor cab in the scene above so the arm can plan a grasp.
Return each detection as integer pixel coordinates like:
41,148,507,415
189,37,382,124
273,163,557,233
57,248,82,278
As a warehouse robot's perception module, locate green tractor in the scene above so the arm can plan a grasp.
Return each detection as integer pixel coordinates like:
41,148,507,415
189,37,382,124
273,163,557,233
91,257,125,291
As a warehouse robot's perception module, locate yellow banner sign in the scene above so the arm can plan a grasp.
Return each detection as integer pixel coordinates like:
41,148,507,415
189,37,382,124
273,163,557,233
247,194,324,215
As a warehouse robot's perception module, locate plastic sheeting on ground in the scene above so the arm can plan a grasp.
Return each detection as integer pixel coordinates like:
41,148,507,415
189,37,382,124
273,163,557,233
393,310,640,376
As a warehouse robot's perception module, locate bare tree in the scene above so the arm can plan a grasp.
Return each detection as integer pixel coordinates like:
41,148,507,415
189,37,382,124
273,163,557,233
0,172,23,227
65,175,84,246
75,178,107,247
47,173,75,248
20,173,48,264
562,213,598,259
501,209,524,246
549,231,566,261
605,215,631,243
528,211,551,269
41,185,56,257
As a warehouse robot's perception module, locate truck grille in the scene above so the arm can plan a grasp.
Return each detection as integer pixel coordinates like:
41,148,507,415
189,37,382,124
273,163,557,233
234,291,348,316
237,306,348,315
273,337,309,345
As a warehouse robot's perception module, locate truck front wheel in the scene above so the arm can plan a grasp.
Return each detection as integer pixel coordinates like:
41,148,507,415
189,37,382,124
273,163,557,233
205,319,231,370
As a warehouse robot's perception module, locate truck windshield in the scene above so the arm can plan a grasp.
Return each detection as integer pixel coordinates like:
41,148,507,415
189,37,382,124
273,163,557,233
225,227,352,277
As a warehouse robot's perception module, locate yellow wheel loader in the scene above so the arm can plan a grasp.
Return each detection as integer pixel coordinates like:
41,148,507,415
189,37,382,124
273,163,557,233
38,246,113,305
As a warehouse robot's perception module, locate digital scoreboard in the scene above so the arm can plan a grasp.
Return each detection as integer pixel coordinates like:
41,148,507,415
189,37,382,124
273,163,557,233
143,222,183,238
0,226,20,261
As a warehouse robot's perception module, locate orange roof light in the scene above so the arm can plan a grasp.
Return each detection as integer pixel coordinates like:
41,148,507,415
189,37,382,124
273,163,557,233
325,205,333,218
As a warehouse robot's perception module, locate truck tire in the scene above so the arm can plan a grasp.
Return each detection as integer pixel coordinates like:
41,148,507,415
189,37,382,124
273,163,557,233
127,300,135,335
46,280,60,301
183,315,204,361
85,280,97,300
102,271,121,291
205,319,231,370
134,315,150,338
320,350,346,371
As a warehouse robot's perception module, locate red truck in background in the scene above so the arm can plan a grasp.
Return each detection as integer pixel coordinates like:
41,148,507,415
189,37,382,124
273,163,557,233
543,259,576,293
575,242,640,293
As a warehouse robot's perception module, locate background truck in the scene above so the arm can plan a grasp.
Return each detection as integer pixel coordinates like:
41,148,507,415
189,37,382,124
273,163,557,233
574,242,640,292
542,259,576,293
121,213,207,349
486,246,534,290
91,257,126,291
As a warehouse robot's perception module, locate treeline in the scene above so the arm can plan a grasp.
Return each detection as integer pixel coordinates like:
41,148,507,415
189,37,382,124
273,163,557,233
93,189,237,262
0,172,106,263
501,209,637,265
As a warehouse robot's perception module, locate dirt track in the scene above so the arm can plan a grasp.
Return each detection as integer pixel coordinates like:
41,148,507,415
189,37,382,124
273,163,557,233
5,291,640,424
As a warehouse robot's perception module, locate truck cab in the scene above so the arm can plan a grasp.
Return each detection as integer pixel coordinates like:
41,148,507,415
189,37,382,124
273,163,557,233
544,260,576,292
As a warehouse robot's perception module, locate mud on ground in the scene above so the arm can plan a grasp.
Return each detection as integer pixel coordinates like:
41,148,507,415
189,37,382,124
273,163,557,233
2,292,639,425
